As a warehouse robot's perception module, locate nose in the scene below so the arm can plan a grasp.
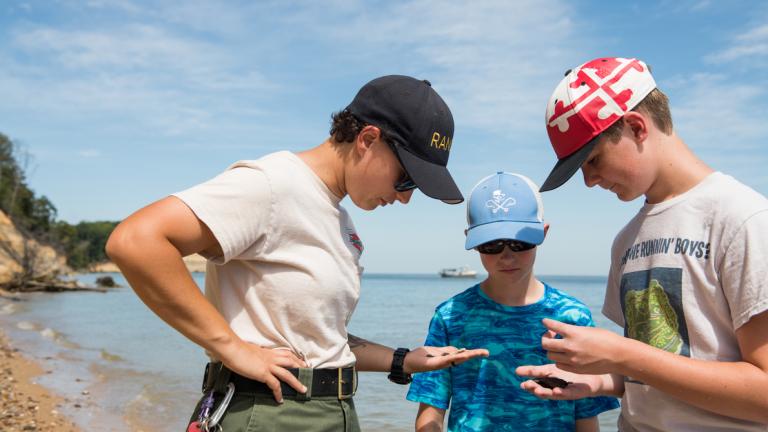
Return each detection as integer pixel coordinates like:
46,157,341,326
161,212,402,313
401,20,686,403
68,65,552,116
498,245,517,259
581,165,600,188
395,189,414,204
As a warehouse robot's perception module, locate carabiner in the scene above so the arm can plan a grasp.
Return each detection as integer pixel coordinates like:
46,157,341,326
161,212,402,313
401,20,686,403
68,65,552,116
201,382,235,432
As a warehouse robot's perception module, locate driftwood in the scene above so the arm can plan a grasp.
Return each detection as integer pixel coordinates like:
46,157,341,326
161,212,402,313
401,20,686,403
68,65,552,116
0,280,107,294
0,286,21,300
19,280,107,293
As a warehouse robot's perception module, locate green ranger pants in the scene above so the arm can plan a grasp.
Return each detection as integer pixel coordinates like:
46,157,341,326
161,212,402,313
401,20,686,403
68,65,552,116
192,393,360,432
189,393,360,432
188,366,361,432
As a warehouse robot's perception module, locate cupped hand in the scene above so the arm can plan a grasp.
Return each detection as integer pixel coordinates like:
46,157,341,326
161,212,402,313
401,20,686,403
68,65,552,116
515,363,602,400
219,340,308,403
404,346,489,373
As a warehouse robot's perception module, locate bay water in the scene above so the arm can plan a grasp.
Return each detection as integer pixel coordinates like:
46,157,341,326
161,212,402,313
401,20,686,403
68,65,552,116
0,273,621,431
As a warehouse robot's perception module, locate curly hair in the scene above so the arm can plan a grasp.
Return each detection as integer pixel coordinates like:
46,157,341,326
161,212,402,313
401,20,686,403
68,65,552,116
329,110,395,145
599,88,674,143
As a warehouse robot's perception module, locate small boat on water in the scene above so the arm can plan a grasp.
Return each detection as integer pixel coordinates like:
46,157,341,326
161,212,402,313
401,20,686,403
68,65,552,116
439,266,478,278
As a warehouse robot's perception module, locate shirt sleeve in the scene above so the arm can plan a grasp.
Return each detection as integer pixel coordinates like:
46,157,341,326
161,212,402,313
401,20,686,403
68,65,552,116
720,210,768,330
173,166,272,264
406,312,452,410
558,302,596,328
602,234,626,327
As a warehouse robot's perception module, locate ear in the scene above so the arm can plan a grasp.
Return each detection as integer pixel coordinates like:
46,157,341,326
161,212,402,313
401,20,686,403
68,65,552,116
464,228,468,237
355,125,382,157
543,223,550,239
623,111,649,143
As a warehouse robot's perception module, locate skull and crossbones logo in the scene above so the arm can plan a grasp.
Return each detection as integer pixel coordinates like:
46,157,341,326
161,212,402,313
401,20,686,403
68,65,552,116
486,190,516,213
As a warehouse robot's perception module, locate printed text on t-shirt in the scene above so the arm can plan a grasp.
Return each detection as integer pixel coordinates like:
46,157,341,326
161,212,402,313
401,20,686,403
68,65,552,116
620,237,710,266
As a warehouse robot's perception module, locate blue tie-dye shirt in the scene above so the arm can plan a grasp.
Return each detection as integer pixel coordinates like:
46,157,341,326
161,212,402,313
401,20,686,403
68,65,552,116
407,283,619,431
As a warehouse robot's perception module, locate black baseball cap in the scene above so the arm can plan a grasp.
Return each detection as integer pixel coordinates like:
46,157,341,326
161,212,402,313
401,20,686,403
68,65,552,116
346,75,463,204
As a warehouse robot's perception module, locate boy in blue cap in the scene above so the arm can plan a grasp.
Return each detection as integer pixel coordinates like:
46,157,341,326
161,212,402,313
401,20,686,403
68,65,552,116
407,172,619,431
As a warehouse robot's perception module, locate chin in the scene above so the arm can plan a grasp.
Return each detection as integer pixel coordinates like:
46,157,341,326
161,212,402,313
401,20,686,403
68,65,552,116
494,269,522,279
348,195,375,211
617,191,643,202
359,200,379,211
358,204,377,211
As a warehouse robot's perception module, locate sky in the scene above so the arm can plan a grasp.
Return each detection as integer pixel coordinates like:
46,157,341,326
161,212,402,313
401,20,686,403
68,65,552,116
1,0,767,275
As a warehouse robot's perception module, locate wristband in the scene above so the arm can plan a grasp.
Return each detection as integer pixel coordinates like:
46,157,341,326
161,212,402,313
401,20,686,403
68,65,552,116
387,347,412,385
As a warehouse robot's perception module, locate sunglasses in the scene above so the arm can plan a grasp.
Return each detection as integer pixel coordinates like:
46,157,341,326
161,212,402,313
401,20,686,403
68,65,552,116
395,175,417,192
476,239,536,254
387,142,417,192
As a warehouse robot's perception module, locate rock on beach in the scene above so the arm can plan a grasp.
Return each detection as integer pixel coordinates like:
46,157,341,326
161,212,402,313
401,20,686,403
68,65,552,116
0,330,81,432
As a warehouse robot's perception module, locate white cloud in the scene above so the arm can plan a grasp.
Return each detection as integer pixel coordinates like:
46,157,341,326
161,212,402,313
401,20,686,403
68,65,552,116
2,0,591,141
83,0,142,14
690,0,712,11
648,0,713,17
14,25,197,69
153,0,252,35
286,0,590,136
12,24,272,92
667,73,766,160
3,21,278,137
736,23,768,41
707,43,768,63
78,149,101,157
707,23,768,63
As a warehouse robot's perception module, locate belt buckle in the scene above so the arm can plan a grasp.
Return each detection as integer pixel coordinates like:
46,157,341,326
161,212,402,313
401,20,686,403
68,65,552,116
337,366,356,400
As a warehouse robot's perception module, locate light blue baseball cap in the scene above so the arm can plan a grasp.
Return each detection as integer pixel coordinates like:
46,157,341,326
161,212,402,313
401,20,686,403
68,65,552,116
465,172,545,250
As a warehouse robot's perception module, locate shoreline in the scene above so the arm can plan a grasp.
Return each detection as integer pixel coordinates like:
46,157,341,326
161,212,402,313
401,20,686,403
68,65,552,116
2,272,619,431
87,254,208,274
1,286,199,432
0,328,81,432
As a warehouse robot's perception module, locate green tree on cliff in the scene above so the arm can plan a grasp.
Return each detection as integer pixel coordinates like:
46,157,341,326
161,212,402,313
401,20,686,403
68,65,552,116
1,133,117,272
1,134,58,235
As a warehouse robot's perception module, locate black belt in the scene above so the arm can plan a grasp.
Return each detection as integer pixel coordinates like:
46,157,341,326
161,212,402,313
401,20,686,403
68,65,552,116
203,362,357,400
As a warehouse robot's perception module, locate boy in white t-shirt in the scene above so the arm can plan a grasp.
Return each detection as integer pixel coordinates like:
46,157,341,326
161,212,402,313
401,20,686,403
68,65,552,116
107,76,487,432
516,57,768,431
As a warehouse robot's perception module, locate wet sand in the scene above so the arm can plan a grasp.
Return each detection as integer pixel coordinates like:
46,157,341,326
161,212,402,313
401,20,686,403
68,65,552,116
1,329,81,432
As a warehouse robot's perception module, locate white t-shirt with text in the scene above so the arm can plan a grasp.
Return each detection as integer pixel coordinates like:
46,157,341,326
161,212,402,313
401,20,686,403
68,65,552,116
603,172,768,431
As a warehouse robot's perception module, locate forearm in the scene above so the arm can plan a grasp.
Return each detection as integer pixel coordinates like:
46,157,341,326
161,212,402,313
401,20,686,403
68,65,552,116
347,331,489,373
575,416,599,432
416,422,442,432
348,334,395,372
616,338,768,423
108,229,237,360
416,403,445,432
596,373,625,397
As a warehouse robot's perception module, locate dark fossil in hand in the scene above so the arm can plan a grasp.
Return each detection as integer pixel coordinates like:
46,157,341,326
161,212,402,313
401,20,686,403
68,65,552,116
533,377,570,389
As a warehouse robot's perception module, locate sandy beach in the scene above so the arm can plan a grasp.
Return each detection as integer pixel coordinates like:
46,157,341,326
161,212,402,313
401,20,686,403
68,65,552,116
1,329,81,432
